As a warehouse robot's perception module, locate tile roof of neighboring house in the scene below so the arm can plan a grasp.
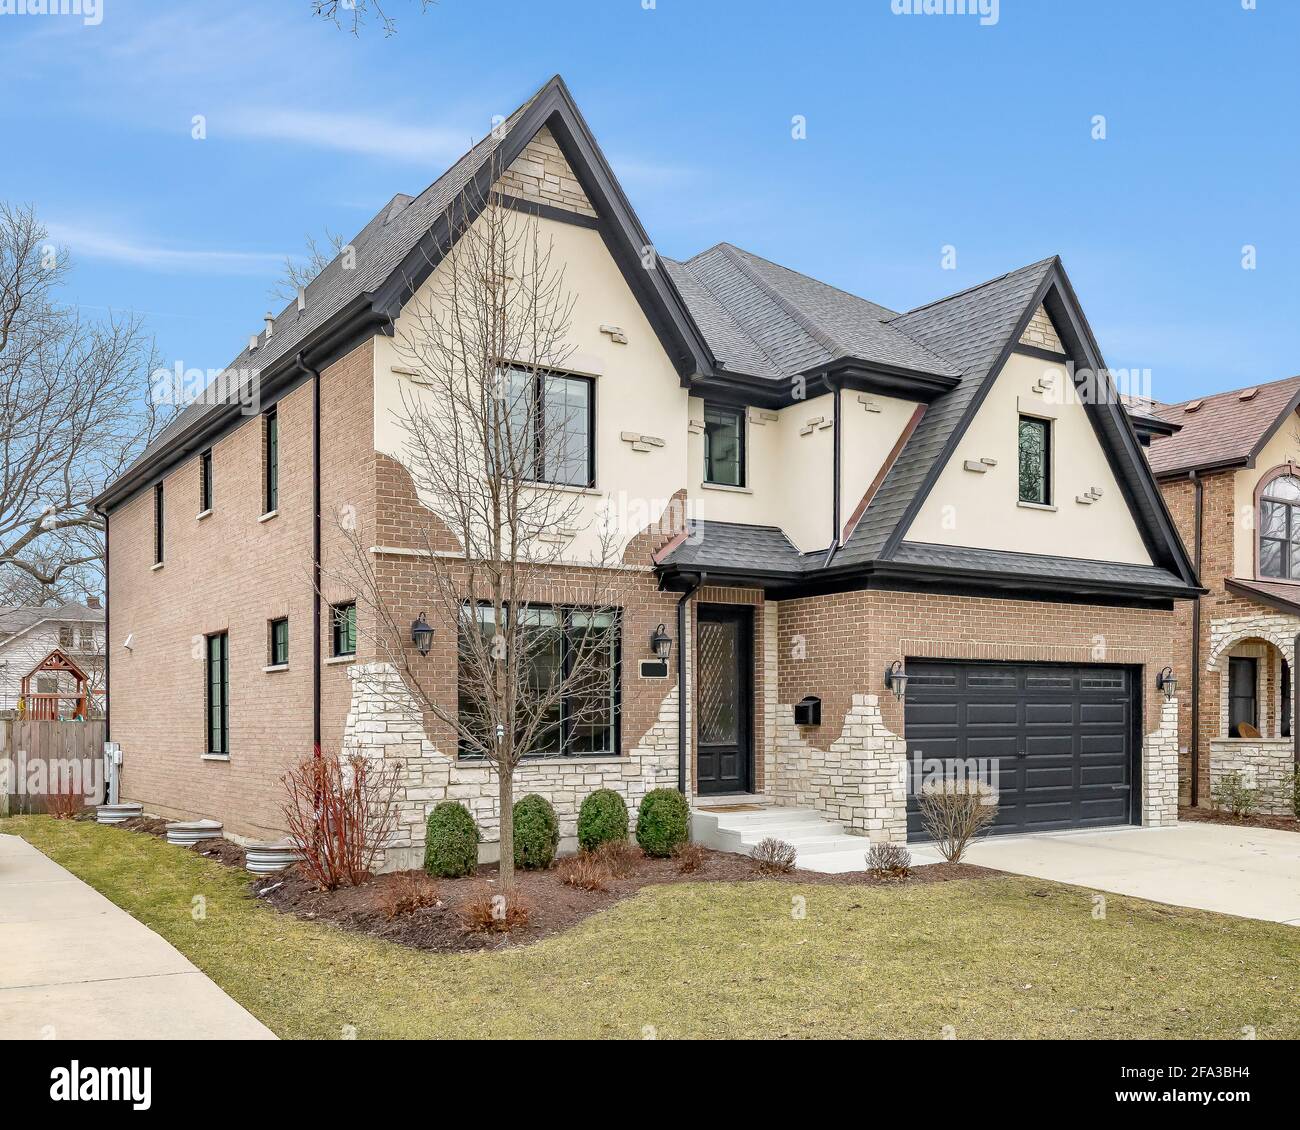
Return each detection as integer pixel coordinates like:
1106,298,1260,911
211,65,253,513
0,601,105,641
1144,374,1300,477
833,258,1058,565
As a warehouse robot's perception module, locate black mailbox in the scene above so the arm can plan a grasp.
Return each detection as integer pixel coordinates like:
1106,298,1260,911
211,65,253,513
793,696,821,726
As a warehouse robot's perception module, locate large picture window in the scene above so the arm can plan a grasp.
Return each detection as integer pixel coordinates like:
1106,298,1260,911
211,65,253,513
703,403,745,487
1258,474,1300,580
1018,415,1051,505
501,368,594,488
457,604,618,758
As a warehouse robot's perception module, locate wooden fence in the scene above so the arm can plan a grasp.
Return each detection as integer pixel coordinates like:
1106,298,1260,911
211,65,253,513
0,719,106,816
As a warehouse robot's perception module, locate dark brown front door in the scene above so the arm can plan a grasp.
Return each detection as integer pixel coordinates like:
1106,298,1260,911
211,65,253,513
696,605,753,795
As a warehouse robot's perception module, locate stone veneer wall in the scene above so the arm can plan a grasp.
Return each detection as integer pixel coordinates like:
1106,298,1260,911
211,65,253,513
769,693,1180,841
1208,739,1295,816
342,663,679,871
771,693,908,842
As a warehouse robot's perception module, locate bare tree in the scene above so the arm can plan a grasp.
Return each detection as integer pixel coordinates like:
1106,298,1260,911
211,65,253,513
0,203,168,593
270,228,348,304
311,0,436,37
329,169,650,892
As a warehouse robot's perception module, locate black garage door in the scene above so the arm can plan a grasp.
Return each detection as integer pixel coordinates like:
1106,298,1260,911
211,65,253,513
904,661,1138,841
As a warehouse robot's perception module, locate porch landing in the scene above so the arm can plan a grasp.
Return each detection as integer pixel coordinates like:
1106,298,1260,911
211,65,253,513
690,799,944,874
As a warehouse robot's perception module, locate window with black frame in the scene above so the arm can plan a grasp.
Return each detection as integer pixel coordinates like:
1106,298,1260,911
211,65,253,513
703,403,745,487
1018,414,1051,505
1228,656,1258,737
1258,474,1300,579
457,604,618,758
499,367,594,487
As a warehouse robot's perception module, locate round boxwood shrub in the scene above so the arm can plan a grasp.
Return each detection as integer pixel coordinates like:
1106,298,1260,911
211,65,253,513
635,788,690,858
577,788,629,852
513,793,559,870
424,802,479,878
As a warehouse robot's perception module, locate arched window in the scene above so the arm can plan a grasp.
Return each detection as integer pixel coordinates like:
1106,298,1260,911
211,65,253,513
1259,473,1300,579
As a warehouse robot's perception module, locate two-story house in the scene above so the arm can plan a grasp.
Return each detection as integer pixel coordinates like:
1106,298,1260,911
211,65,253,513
0,599,105,717
1143,376,1300,815
95,76,1200,866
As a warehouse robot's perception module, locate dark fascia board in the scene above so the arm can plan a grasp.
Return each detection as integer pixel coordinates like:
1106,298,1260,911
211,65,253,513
1013,343,1070,364
1224,578,1300,617
1128,413,1181,439
371,77,716,384
656,558,1195,608
1246,384,1300,467
93,293,387,512
877,262,1059,561
687,357,959,412
1042,267,1200,589
1153,456,1249,480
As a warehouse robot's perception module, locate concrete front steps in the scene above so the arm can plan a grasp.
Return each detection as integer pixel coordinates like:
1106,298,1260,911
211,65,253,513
690,801,880,875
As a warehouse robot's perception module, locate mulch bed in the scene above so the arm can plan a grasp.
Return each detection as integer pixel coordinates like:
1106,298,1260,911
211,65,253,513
1179,805,1298,834
249,852,991,953
96,815,990,954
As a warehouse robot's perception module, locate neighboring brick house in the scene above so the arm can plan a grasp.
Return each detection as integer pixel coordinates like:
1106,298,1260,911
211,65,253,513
95,76,1200,865
0,600,105,717
1139,375,1300,815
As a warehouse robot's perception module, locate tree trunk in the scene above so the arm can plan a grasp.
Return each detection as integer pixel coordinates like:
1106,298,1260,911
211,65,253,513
497,762,515,892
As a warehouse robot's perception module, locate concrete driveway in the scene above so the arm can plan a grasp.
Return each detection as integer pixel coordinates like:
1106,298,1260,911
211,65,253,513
943,823,1300,925
0,834,275,1039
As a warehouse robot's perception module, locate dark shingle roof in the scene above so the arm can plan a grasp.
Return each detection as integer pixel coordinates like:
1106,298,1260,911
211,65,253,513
664,243,960,382
834,258,1057,564
658,521,817,574
1224,576,1300,615
891,542,1192,593
1145,375,1300,477
0,601,105,639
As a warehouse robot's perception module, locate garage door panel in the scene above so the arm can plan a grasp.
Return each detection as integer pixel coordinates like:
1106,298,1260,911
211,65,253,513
906,661,1136,841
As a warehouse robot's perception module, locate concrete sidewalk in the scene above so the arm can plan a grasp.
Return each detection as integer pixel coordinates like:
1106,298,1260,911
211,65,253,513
953,823,1300,925
0,834,275,1039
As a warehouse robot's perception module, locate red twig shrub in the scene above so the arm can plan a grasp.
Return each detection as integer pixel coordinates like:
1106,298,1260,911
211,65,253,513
555,852,613,891
460,885,531,933
592,838,639,878
45,781,84,819
751,837,798,875
279,749,402,890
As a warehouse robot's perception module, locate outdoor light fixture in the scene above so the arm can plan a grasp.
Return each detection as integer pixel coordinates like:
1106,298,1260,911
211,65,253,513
884,660,908,702
411,612,434,656
1156,666,1177,702
651,623,672,660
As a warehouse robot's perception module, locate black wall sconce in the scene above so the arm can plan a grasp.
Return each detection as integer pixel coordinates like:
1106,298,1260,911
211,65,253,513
650,623,672,660
411,612,434,656
1155,666,1177,702
794,696,821,726
884,660,908,702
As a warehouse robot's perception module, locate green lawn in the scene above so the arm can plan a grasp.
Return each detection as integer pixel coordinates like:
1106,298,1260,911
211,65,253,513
4,816,1296,1039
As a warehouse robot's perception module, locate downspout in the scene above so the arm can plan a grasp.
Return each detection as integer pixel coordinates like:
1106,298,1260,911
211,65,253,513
296,351,323,759
676,570,705,794
1293,632,1299,777
1189,469,1203,806
95,503,110,744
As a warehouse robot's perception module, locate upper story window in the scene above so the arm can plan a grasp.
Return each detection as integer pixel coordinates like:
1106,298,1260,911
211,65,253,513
58,625,73,649
200,449,213,513
703,403,745,487
503,368,594,488
153,482,165,564
1259,473,1300,580
269,618,289,666
264,407,279,513
1017,415,1052,505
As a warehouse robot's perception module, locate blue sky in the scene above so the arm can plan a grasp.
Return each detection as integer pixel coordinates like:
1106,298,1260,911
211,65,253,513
2,0,1296,403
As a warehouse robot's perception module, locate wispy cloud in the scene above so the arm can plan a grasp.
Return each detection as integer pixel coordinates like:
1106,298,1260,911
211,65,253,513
46,223,284,276
221,107,475,165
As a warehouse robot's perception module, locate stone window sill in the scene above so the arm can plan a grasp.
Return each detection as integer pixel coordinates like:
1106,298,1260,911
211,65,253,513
325,655,355,666
201,753,231,762
258,509,279,524
700,481,751,494
196,508,213,521
1016,500,1058,513
457,754,623,766
263,663,289,673
150,562,164,572
1214,736,1291,744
